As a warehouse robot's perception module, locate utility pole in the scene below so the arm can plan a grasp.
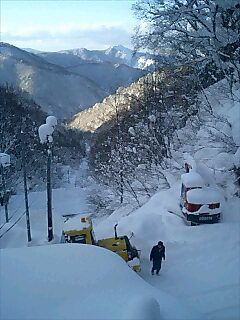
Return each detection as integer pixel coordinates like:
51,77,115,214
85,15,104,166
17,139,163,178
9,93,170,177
46,142,53,242
0,153,10,223
38,116,57,242
115,95,124,204
1,165,9,223
22,137,32,242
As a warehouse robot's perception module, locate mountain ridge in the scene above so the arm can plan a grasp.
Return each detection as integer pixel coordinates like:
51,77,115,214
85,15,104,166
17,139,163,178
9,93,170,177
58,45,156,70
0,42,145,119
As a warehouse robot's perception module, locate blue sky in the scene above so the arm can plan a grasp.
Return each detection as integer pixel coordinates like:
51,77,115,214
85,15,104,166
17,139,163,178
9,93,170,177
1,0,137,51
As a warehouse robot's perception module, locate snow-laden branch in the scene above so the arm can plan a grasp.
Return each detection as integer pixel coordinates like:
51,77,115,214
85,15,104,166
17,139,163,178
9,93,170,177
133,0,240,75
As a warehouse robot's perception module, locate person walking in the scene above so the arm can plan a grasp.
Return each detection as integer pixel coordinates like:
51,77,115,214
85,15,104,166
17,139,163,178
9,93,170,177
150,241,165,275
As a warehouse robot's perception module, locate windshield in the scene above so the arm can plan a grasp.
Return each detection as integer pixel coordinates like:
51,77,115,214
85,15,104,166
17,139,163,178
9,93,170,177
65,234,86,244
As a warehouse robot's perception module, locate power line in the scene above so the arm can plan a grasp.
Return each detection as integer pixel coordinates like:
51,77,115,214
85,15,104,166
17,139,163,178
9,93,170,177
0,197,39,239
0,211,26,239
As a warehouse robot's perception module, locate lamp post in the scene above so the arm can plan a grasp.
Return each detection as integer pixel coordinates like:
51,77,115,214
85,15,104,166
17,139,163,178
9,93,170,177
46,140,53,242
38,116,57,242
0,153,10,223
21,130,32,242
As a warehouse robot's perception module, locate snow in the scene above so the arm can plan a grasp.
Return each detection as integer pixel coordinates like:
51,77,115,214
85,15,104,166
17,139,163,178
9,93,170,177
0,187,198,320
0,152,10,167
137,56,155,69
0,68,239,320
148,114,156,123
46,115,57,128
233,147,240,167
203,81,240,147
61,45,154,70
122,296,160,320
0,174,239,319
128,126,136,136
181,172,205,188
38,116,57,143
95,181,240,319
38,123,54,143
229,105,240,146
62,214,90,232
214,152,235,171
1,244,162,320
186,187,221,204
183,153,197,170
127,257,141,268
194,162,216,186
0,43,108,119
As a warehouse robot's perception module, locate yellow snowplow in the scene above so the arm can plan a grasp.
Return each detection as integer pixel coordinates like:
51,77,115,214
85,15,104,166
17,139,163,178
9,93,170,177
62,214,141,272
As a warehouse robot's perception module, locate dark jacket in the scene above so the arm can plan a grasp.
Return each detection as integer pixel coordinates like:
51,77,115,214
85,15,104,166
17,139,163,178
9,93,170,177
150,244,165,262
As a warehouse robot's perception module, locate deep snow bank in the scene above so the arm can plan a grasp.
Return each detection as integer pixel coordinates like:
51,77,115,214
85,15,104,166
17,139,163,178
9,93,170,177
0,188,199,320
0,243,198,320
95,180,240,320
1,244,162,320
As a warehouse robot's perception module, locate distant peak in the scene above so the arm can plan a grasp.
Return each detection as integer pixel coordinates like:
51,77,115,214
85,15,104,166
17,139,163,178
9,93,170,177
0,42,15,48
113,45,129,50
106,45,132,53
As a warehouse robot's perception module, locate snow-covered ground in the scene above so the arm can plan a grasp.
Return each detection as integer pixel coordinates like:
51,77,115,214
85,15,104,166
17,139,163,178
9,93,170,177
1,243,198,320
0,76,239,319
0,180,239,319
96,181,240,320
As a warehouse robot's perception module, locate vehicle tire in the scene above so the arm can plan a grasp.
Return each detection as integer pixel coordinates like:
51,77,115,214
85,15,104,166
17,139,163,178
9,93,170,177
191,222,198,226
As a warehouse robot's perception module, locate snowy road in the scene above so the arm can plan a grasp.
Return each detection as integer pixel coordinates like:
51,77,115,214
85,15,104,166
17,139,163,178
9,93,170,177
94,182,240,320
0,187,90,248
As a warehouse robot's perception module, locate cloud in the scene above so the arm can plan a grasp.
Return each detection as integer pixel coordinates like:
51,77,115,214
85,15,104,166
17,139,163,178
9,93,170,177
1,24,134,50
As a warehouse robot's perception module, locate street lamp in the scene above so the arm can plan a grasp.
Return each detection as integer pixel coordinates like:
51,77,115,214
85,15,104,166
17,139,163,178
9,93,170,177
38,116,57,242
20,128,32,243
0,152,10,223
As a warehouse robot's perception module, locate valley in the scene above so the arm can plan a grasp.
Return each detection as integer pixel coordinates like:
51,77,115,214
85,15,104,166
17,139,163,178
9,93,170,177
0,1,239,318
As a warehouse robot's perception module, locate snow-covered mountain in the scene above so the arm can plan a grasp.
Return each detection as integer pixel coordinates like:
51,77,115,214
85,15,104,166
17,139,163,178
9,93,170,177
0,43,107,119
23,48,45,55
0,43,145,119
38,51,146,94
58,45,157,70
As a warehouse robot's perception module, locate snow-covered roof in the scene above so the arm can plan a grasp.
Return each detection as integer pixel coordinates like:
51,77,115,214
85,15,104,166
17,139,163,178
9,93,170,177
63,215,91,232
186,187,221,204
181,172,204,188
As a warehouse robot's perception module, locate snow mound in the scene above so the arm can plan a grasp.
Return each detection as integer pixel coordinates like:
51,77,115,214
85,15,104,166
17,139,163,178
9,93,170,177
123,296,160,320
181,172,204,188
0,244,161,320
187,187,221,204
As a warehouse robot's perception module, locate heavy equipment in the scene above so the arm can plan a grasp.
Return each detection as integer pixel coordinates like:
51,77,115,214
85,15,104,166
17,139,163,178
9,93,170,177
61,214,141,272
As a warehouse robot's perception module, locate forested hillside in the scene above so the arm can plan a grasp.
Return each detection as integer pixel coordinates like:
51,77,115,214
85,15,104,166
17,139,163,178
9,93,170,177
0,86,85,192
78,0,240,211
0,43,146,118
1,2,239,319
